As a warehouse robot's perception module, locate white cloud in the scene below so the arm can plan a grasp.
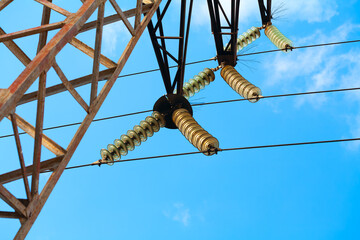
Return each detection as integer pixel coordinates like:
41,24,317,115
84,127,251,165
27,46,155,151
263,22,360,112
339,51,360,150
163,202,191,226
263,22,360,149
192,0,338,27
265,22,360,92
102,22,131,56
346,114,360,150
192,0,209,27
192,0,256,27
283,0,338,23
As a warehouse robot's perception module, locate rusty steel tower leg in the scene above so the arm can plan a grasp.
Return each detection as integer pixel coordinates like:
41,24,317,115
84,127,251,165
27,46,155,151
0,0,161,239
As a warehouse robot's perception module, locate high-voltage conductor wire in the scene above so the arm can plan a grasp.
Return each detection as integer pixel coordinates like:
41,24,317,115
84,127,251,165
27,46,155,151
1,39,359,140
41,137,360,172
237,39,360,57
2,86,360,139
116,39,360,74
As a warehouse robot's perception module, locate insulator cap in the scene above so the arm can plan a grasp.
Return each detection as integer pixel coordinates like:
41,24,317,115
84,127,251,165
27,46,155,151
265,25,293,52
221,65,262,103
237,27,261,52
172,108,219,155
153,94,193,129
100,111,165,165
182,68,215,99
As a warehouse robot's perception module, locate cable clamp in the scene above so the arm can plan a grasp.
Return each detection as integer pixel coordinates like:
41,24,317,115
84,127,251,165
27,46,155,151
207,147,219,155
211,65,222,72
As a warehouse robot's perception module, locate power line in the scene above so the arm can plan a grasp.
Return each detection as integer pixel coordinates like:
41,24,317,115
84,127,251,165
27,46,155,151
237,39,360,57
192,87,360,107
115,39,360,80
2,86,360,139
54,137,360,172
2,39,360,140
34,39,360,172
0,109,153,139
117,57,216,79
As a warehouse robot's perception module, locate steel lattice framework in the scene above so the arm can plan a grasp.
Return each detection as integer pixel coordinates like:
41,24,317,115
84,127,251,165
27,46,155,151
0,0,276,238
0,0,161,238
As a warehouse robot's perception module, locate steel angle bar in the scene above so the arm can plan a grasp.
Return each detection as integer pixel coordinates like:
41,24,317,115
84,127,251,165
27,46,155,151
0,0,103,122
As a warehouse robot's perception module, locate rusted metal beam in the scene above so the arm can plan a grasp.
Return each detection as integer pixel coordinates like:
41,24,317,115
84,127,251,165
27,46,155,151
1,26,88,111
1,24,107,110
109,0,135,35
15,1,161,238
31,72,45,197
79,3,153,33
0,0,103,122
10,114,31,200
0,88,11,106
31,2,52,197
19,67,115,105
135,0,142,30
1,24,101,111
7,113,66,156
37,1,52,54
34,0,72,17
90,2,105,104
91,1,161,111
52,61,89,112
0,211,22,219
0,21,65,42
69,37,117,69
0,156,63,185
0,27,31,66
0,0,13,12
0,184,27,217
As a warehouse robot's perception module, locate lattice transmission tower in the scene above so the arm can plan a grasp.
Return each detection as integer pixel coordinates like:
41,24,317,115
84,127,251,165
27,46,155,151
0,0,290,238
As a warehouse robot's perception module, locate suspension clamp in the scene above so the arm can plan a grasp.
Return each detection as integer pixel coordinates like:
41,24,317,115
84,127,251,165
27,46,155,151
153,94,193,129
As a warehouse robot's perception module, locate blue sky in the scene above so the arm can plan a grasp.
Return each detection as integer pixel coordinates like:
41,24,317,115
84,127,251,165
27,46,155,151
1,0,360,239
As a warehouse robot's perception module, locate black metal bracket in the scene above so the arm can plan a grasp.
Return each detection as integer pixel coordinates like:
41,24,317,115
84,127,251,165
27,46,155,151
207,0,240,67
153,94,193,129
147,0,194,96
258,0,272,25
